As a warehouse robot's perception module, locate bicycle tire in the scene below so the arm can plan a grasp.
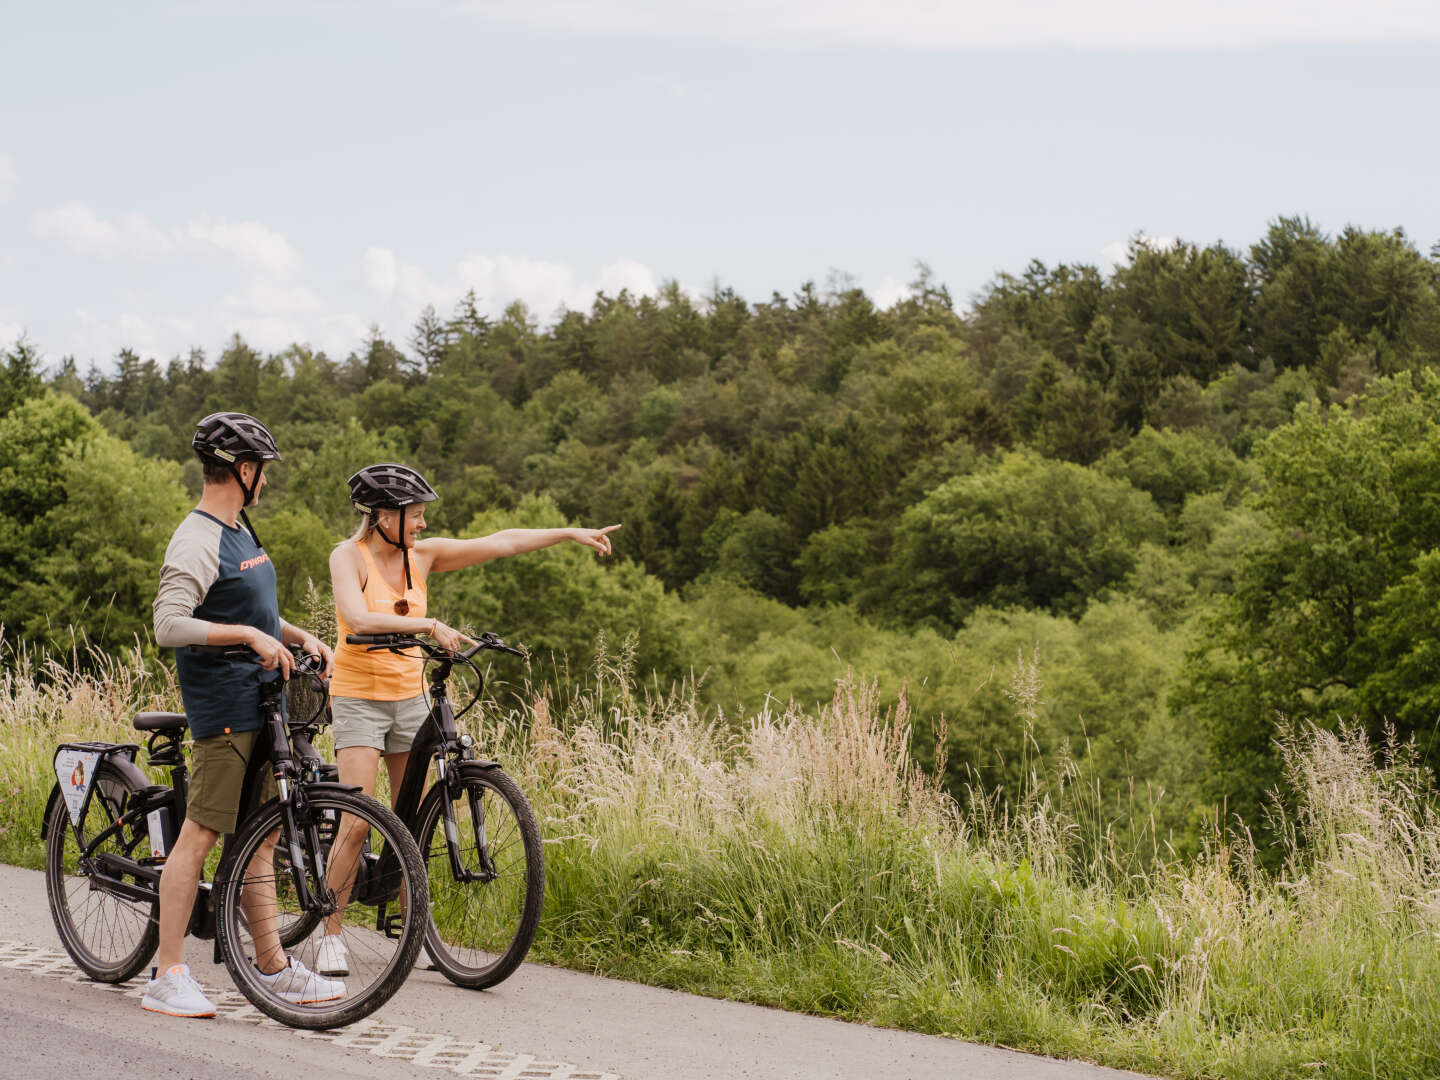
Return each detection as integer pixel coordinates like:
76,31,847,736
215,790,427,1029
44,763,159,982
416,765,544,989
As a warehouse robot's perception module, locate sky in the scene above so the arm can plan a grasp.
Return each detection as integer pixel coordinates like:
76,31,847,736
2,1,1438,370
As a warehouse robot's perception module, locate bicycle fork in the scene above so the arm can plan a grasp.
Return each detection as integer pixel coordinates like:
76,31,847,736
277,780,338,915
441,770,497,883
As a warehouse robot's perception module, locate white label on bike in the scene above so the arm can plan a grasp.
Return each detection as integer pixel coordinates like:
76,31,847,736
146,809,169,858
54,748,103,827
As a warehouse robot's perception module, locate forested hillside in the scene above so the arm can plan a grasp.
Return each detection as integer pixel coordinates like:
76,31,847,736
6,216,1440,853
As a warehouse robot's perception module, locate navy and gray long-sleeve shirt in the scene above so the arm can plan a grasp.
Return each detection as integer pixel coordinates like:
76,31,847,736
152,509,284,739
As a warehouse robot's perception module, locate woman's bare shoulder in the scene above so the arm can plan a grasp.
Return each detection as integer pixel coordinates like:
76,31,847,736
330,541,366,579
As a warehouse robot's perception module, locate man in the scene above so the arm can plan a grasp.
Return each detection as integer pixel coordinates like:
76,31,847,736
146,411,339,1017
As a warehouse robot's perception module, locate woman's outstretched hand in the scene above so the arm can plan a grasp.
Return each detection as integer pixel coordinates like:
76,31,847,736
572,523,621,556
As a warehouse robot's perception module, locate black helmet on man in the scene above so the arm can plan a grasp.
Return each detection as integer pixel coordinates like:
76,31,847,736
347,463,438,513
347,463,437,589
192,411,282,464
192,411,280,547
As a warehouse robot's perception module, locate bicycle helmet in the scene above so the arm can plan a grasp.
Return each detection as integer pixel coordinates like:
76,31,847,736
347,463,438,589
192,411,282,465
192,411,282,547
348,463,438,511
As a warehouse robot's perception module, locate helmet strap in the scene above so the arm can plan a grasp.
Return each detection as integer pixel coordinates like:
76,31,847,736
228,461,264,547
373,506,414,590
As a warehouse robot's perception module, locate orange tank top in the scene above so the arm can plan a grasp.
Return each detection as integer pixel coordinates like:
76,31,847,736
330,541,428,701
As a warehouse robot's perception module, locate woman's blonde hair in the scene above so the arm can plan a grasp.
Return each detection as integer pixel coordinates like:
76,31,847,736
341,509,380,547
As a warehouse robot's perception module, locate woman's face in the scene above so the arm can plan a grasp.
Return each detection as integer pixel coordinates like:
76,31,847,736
382,505,427,546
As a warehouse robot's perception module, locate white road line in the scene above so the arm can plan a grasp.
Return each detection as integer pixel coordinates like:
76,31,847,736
0,940,618,1080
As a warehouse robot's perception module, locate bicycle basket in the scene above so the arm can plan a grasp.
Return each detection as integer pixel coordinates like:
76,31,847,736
287,667,331,729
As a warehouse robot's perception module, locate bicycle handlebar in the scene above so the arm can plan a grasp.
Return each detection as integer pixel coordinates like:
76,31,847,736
186,642,328,678
345,631,526,660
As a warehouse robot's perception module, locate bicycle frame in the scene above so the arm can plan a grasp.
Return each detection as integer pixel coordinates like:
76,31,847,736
346,635,516,897
393,663,499,883
52,665,347,944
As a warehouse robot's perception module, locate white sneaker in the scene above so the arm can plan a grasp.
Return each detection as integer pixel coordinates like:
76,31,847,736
315,933,349,976
142,963,216,1018
256,956,345,1004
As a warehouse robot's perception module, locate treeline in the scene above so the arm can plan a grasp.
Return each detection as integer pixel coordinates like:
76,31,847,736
5,215,1440,854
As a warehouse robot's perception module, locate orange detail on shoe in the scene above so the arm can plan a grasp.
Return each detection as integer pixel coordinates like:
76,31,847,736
141,1003,216,1019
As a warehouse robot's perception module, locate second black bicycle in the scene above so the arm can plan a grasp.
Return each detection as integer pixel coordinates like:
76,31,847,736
335,630,544,989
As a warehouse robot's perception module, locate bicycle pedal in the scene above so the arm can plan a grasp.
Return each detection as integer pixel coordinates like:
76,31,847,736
381,913,405,939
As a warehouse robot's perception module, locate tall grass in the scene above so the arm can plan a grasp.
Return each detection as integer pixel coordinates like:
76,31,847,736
0,635,178,867
5,631,1439,1078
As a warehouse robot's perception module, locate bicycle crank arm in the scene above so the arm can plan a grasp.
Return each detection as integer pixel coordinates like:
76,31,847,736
86,855,159,903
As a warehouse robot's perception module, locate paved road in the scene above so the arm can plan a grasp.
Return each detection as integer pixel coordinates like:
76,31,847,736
0,863,1149,1080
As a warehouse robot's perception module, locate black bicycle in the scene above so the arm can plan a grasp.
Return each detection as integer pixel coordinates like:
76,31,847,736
42,645,428,1028
340,630,544,989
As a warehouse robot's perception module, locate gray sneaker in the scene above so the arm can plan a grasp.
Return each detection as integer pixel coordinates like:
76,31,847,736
141,963,217,1018
256,956,345,1004
315,933,349,976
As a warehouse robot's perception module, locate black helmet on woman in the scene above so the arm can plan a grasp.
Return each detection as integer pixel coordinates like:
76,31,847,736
192,411,281,546
347,463,438,588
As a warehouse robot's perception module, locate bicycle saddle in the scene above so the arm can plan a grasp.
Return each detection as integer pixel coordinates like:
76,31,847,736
133,711,188,732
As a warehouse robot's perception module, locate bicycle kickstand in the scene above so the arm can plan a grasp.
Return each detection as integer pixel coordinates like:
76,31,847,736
374,901,405,939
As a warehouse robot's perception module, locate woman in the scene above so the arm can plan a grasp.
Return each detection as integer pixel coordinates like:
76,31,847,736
316,462,618,974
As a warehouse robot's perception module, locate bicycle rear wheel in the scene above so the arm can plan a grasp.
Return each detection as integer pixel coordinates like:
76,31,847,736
43,764,158,982
416,765,544,989
215,790,426,1029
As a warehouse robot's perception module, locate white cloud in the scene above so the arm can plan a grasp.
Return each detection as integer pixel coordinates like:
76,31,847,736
0,155,15,201
595,258,659,298
369,248,674,323
460,0,1440,49
33,203,300,276
362,246,399,293
33,203,175,258
224,280,328,317
869,275,910,309
1101,233,1178,270
188,218,301,278
65,295,370,365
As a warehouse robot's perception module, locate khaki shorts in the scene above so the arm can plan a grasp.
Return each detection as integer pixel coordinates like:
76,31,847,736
187,728,277,834
332,695,430,756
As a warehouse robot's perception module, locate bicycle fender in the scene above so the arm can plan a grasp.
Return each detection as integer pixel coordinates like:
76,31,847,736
41,753,151,838
302,781,365,795
39,784,62,841
455,759,503,775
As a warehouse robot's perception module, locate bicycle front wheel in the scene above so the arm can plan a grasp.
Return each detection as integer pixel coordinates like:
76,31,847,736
43,765,158,983
416,765,544,989
215,790,427,1029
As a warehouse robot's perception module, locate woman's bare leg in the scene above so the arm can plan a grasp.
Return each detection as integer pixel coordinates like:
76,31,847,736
322,745,382,936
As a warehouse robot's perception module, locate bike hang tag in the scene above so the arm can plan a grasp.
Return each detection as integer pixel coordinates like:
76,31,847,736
54,747,104,827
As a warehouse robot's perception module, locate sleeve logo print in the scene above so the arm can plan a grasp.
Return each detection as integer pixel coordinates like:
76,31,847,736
239,552,271,572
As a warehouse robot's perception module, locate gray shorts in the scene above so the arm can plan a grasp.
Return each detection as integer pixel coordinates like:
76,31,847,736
332,695,430,756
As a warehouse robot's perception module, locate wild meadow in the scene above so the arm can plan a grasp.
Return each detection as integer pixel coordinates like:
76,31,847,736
8,217,1440,1078
5,634,1438,1080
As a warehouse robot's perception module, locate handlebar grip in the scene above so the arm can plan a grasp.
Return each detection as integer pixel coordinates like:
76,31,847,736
188,644,325,675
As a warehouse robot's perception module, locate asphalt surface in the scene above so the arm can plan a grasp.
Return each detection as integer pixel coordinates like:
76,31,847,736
0,862,1150,1080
